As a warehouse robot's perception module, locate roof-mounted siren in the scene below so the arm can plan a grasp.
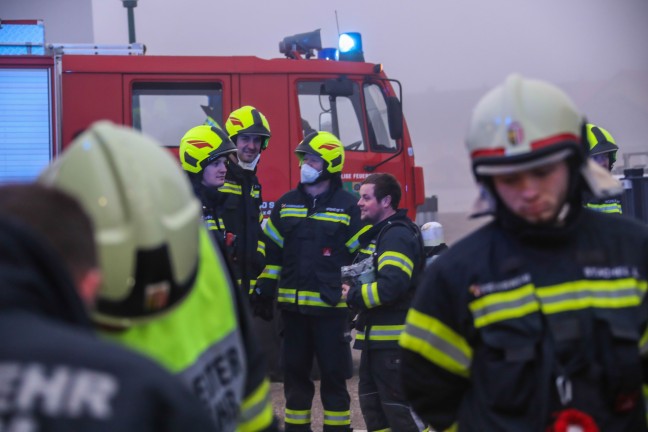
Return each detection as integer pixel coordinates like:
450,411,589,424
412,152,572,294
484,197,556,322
338,32,364,62
279,29,322,59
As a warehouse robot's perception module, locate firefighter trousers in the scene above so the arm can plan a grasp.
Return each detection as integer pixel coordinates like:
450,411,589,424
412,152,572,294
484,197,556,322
282,310,353,432
359,348,427,432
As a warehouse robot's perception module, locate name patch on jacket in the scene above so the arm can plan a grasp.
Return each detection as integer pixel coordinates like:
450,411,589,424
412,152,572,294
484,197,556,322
583,266,639,279
469,273,531,298
0,362,118,427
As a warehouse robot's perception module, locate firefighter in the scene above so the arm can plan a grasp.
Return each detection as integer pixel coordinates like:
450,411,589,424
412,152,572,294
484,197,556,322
585,123,623,213
179,124,238,258
223,106,284,382
256,131,368,431
399,75,648,431
39,121,277,432
420,221,448,267
223,105,270,300
0,184,215,431
342,173,427,432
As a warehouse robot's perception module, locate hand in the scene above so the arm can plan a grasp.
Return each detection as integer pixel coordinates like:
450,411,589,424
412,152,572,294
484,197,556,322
250,293,274,321
341,283,351,300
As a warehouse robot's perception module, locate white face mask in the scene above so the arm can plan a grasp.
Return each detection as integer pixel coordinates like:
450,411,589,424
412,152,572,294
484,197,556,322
300,163,322,184
238,153,261,171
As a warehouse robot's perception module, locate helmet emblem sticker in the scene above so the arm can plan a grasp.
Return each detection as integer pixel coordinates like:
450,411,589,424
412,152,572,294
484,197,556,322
507,121,524,146
230,117,243,127
318,143,338,151
187,139,213,149
145,281,171,311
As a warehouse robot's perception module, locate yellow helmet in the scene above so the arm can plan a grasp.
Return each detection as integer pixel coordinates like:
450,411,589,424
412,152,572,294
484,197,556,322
295,131,345,174
586,123,618,167
225,106,271,149
38,121,203,328
179,125,237,174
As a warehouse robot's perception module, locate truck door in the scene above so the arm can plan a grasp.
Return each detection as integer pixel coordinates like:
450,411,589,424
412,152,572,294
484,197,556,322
289,75,406,200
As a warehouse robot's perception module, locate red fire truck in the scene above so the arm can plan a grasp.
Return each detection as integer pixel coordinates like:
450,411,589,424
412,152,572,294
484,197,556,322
0,20,425,217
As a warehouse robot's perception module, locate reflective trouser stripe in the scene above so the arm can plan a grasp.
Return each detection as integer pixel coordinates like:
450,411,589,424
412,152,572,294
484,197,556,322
285,408,311,425
323,409,351,426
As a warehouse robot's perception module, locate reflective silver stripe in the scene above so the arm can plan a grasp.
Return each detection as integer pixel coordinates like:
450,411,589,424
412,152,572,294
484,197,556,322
405,322,471,371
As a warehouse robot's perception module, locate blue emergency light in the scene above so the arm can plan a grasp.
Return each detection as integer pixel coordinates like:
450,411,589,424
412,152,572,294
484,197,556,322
338,32,364,62
318,47,339,61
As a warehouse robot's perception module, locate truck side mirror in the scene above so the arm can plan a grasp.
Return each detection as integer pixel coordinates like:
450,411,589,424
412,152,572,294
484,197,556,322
322,77,354,97
387,96,403,140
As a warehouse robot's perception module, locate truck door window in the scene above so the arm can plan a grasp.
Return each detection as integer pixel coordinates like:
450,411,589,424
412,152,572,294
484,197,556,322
0,69,51,182
131,82,222,147
363,83,397,152
297,81,364,151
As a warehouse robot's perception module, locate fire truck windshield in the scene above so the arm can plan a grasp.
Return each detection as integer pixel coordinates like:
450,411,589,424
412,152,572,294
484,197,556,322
297,80,396,153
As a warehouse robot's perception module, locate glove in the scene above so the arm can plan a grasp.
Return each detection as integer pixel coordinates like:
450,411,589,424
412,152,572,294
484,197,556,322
250,292,274,321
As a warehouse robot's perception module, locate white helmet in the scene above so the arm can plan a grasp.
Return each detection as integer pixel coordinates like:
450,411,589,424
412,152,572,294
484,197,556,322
39,121,202,328
466,74,621,198
421,221,445,248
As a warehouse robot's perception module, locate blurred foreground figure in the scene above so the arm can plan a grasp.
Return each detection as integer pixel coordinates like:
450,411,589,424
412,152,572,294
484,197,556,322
0,184,214,431
400,75,648,431
39,121,277,431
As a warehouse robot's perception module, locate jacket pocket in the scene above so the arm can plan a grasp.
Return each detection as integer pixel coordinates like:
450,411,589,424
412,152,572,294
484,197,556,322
317,271,343,306
594,313,643,412
479,324,540,413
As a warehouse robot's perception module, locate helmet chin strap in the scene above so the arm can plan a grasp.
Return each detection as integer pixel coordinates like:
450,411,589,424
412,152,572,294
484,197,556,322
238,153,261,171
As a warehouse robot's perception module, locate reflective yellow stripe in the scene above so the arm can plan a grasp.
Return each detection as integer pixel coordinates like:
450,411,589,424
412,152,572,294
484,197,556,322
362,281,380,308
257,240,265,256
278,288,296,303
366,324,405,341
586,202,622,214
359,244,375,255
263,218,284,248
279,207,307,218
258,265,281,281
377,251,414,277
250,189,260,199
469,284,539,328
276,288,346,308
641,325,648,356
346,224,372,253
297,290,346,308
239,379,273,431
219,182,242,195
311,212,351,225
323,409,351,426
285,408,311,425
537,278,647,314
400,308,472,378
